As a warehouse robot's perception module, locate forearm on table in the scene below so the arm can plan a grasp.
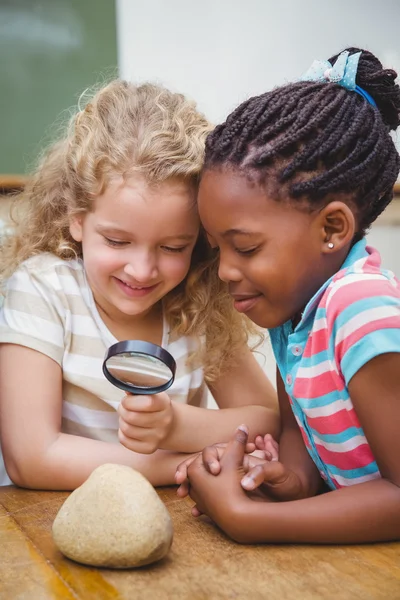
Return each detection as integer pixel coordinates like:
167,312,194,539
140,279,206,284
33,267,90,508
230,479,400,544
6,433,195,490
163,403,280,453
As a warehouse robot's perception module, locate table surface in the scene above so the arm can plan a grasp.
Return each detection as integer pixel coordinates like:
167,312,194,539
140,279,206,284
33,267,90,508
1,486,399,600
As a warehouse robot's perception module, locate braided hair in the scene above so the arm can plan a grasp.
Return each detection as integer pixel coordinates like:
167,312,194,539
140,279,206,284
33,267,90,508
204,48,400,237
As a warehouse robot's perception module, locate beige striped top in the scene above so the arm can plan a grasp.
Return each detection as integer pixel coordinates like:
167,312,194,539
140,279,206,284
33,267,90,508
0,253,207,485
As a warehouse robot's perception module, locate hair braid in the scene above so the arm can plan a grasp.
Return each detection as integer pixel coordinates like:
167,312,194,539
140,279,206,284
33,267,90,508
204,47,400,236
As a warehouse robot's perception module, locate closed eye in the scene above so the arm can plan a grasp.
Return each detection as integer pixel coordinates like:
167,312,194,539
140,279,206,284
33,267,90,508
104,237,129,247
234,247,259,256
161,245,189,253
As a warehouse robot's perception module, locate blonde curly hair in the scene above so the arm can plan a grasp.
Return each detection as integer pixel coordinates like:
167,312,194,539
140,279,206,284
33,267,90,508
1,80,256,382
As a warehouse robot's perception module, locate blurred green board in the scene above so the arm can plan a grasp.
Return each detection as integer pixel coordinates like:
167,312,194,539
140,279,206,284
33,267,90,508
0,0,117,174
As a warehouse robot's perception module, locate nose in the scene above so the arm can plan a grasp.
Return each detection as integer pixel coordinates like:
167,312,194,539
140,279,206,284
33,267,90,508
217,252,242,284
123,250,158,283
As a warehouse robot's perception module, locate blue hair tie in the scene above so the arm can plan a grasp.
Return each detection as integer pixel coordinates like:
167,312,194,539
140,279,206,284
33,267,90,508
300,50,377,108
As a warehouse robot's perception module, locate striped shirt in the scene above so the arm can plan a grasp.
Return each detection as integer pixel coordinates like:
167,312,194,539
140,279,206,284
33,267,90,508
269,240,400,490
0,253,207,485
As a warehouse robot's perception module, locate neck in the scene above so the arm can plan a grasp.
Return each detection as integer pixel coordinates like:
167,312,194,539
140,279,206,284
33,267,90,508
292,244,352,328
96,300,164,345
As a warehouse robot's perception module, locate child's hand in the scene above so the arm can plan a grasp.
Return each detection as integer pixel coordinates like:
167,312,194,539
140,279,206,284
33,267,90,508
117,392,174,454
175,440,263,499
186,425,254,526
253,433,279,461
240,433,305,500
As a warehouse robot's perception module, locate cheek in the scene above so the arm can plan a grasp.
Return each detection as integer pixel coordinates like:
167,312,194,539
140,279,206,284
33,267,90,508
161,253,192,281
83,244,121,274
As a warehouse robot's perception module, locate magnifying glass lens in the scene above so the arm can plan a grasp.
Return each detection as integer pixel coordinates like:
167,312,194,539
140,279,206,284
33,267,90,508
103,341,176,395
106,352,173,389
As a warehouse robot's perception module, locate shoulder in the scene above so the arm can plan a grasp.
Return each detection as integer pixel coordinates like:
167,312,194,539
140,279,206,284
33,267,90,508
319,249,400,381
323,251,400,329
3,253,91,320
8,253,86,294
18,252,84,279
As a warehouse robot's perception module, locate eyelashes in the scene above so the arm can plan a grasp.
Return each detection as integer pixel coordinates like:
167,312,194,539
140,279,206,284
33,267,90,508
103,237,188,253
104,237,128,247
234,247,259,256
160,246,188,253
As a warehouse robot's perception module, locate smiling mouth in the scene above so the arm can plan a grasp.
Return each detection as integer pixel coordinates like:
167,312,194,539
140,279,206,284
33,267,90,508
121,281,156,290
114,278,160,297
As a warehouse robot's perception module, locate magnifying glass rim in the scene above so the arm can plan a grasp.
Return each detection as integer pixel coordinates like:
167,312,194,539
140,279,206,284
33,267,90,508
103,340,176,395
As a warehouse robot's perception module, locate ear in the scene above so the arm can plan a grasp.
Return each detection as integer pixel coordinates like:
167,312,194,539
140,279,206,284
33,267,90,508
318,201,356,254
69,215,84,243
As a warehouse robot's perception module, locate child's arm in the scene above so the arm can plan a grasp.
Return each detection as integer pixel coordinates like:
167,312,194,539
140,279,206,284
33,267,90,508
119,347,280,453
176,366,320,502
0,344,195,490
260,368,322,498
186,353,400,544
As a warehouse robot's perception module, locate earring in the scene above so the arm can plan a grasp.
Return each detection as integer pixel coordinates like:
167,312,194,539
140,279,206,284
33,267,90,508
328,242,334,249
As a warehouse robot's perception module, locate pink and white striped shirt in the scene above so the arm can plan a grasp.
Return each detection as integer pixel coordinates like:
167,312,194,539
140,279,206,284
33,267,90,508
269,240,400,489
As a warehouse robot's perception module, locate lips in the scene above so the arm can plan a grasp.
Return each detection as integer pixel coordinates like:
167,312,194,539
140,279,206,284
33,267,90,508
121,281,152,290
114,277,160,298
231,293,262,314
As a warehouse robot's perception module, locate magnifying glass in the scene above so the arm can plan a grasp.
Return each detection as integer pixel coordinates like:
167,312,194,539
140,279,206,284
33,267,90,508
103,341,176,395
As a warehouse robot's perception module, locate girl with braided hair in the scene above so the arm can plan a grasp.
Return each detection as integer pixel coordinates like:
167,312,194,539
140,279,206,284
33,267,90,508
183,47,400,544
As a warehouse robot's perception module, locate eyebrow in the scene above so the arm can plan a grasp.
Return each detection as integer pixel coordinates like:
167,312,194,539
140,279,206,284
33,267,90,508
222,229,257,238
96,225,131,235
161,234,197,242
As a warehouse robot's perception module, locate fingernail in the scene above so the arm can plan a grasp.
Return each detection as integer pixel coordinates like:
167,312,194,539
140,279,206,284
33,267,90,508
206,461,218,473
235,425,248,444
241,476,254,489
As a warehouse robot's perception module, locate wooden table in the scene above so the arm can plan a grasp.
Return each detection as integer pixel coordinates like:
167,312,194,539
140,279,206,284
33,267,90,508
1,486,399,600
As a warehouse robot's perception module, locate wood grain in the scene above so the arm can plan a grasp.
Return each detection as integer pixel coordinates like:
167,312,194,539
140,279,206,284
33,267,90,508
0,486,399,599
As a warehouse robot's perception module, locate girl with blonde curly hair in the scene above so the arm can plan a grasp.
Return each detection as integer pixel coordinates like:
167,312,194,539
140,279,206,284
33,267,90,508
0,80,278,489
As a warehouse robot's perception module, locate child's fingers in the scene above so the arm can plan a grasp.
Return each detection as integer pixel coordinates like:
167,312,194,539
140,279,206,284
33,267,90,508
202,446,222,475
243,454,267,473
241,464,266,490
191,505,203,517
121,392,170,413
176,481,190,498
199,441,256,475
263,434,279,461
220,424,248,469
241,460,287,491
175,463,188,484
254,435,266,451
175,454,198,484
245,442,256,454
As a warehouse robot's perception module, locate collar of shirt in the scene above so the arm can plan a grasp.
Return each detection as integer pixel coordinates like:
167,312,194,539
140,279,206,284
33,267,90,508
292,239,370,332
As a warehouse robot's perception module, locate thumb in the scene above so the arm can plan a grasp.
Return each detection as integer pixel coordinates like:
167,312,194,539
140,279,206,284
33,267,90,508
241,460,287,491
220,424,248,470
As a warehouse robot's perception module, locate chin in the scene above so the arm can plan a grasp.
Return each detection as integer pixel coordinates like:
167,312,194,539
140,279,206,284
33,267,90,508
119,302,154,317
250,308,286,330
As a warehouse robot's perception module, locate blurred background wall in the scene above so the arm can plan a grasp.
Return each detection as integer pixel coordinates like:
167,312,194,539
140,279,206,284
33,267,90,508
116,0,400,124
0,0,117,176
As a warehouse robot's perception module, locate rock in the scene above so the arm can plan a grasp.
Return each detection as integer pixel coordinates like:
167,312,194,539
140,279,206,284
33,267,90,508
52,464,173,568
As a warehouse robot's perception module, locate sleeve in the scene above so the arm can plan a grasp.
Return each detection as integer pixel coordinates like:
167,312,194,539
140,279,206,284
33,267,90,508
0,263,66,365
327,274,400,385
